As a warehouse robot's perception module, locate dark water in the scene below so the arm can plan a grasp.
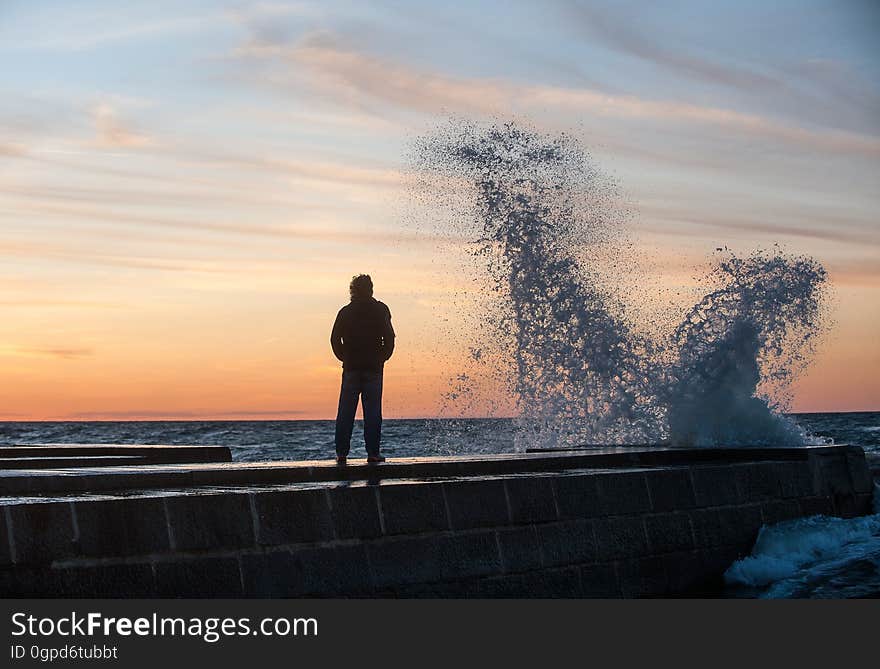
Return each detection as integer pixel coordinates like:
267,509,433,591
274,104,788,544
0,416,518,462
1,412,876,462
1,412,877,598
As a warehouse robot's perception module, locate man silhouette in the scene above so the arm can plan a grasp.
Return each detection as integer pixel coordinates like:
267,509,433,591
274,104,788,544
330,274,395,464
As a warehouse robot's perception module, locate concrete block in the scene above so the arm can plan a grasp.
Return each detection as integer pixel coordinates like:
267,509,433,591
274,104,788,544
662,551,712,595
327,486,382,540
798,496,835,517
299,544,373,596
775,463,815,499
595,472,651,515
241,550,305,597
155,556,242,598
74,498,169,558
855,492,874,514
691,466,742,507
0,566,64,597
253,489,333,546
468,574,529,598
809,454,852,497
519,566,581,598
496,525,542,573
846,451,874,494
689,509,725,548
834,493,873,519
504,477,557,524
616,557,668,598
438,531,502,580
393,580,467,598
165,494,254,552
594,516,649,560
701,545,746,578
536,520,597,567
645,513,694,554
736,463,782,501
552,474,602,519
760,499,803,525
690,505,763,549
58,563,155,598
397,575,519,598
367,535,443,588
443,479,509,529
579,563,619,598
717,505,764,548
0,510,11,567
0,564,155,598
242,544,373,597
378,483,449,535
8,502,75,565
645,469,696,512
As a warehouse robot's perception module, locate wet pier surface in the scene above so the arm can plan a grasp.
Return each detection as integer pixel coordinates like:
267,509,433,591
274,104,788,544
0,443,873,598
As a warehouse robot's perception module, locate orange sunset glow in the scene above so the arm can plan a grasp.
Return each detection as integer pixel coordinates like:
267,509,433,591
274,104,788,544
1,2,878,421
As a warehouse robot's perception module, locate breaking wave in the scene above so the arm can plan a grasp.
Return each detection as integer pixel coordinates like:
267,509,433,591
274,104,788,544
411,120,829,448
724,485,880,598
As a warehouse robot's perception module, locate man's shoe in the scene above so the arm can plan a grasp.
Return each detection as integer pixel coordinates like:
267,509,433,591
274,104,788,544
366,455,386,464
336,456,347,465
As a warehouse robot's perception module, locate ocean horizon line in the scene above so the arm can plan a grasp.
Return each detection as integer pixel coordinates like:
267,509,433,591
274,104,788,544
1,409,879,424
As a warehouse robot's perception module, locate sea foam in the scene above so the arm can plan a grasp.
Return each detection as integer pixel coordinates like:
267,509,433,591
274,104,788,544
724,485,880,597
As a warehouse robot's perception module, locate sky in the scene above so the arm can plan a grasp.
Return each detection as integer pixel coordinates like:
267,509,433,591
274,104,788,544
1,0,878,420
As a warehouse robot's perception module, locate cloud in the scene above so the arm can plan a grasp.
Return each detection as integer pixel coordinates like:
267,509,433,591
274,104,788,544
0,142,27,157
1,235,236,273
20,137,404,203
67,408,308,419
639,202,880,248
1,10,225,52
558,2,880,135
240,34,880,157
16,347,94,360
183,147,403,189
0,196,423,249
93,104,153,149
561,1,779,92
0,299,119,309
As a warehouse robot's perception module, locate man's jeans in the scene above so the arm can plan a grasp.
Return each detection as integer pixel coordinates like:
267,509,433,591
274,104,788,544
334,368,383,458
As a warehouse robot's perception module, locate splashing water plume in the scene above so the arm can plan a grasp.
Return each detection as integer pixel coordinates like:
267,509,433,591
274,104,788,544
664,250,827,446
410,120,829,448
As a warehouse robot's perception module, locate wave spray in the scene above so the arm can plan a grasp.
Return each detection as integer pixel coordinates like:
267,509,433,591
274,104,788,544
412,120,828,448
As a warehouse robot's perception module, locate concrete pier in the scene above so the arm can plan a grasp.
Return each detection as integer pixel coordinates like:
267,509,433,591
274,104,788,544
0,444,232,469
0,444,873,597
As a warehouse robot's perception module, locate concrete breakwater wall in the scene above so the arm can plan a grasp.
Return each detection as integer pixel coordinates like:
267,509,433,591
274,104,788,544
0,444,873,598
0,444,232,470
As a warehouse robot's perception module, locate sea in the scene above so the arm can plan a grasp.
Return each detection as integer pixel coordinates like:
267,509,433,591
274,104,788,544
0,412,877,461
4,123,875,598
1,411,878,599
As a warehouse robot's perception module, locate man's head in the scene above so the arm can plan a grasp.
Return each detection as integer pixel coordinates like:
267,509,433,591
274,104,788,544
349,274,374,300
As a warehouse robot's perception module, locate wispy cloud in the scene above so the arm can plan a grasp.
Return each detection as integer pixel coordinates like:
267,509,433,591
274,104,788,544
92,103,153,149
561,1,778,92
1,236,234,273
239,33,880,157
67,408,308,419
0,142,27,157
0,10,224,52
639,203,880,247
558,1,880,135
0,299,120,309
15,347,94,360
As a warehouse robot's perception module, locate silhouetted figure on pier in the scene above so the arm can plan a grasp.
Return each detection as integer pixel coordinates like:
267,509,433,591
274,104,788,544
331,274,395,464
